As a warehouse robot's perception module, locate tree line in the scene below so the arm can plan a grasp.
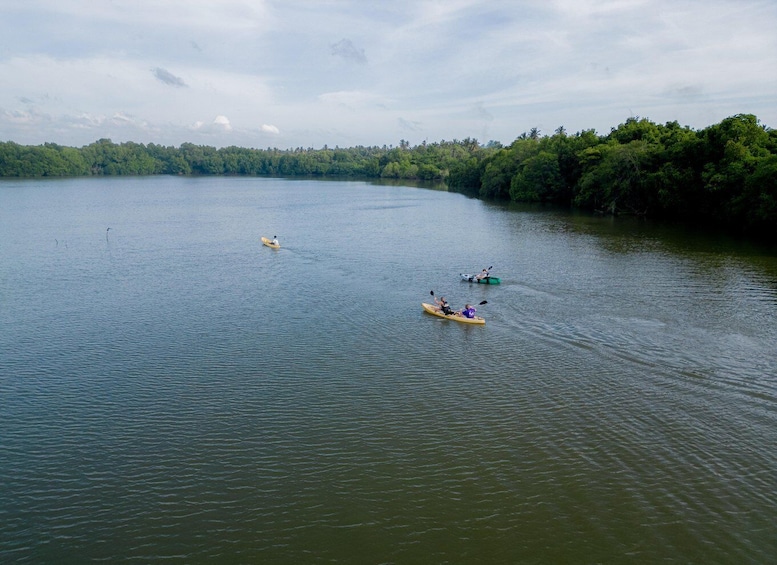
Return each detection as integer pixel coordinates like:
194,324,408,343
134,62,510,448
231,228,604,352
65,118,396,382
1,114,775,240
447,114,776,240
0,137,472,180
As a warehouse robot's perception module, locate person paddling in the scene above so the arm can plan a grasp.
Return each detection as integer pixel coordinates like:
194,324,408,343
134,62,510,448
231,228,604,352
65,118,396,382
459,303,476,318
475,268,490,281
271,235,279,246
434,295,456,316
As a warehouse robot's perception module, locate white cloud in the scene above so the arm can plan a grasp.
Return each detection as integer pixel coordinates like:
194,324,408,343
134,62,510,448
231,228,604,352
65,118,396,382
261,124,280,134
3,109,38,124
213,115,232,130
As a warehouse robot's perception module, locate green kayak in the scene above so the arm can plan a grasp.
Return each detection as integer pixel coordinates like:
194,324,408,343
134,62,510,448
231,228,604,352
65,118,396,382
460,273,500,284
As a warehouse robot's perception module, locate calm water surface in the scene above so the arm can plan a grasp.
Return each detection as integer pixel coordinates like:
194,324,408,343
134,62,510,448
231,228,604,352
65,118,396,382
1,176,776,563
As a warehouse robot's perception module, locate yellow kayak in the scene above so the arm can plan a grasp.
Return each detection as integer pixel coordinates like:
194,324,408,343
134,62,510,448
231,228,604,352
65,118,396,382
261,236,280,249
421,302,485,325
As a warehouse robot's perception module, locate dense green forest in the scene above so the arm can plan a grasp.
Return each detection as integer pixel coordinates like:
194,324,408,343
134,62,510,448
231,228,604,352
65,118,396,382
1,114,775,240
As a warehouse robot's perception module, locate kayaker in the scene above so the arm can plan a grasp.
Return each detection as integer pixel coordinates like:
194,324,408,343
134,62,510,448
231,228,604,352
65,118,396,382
460,304,476,318
434,295,455,316
272,235,279,246
475,268,490,280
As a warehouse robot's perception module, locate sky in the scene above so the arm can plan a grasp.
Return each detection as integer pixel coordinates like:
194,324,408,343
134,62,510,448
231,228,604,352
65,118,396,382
1,0,775,150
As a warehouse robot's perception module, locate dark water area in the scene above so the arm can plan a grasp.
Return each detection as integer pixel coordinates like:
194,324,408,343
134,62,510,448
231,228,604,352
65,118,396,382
1,176,776,563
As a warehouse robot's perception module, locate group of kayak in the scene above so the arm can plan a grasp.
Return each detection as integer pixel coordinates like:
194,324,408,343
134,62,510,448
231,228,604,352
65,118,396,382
422,267,499,325
261,236,496,326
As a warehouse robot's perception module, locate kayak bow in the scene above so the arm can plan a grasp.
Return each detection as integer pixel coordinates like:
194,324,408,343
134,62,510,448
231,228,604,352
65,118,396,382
261,236,280,249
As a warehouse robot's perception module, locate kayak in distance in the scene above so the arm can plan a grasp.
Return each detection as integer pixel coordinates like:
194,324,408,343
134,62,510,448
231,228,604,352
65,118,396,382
421,303,486,325
261,236,280,249
460,273,500,284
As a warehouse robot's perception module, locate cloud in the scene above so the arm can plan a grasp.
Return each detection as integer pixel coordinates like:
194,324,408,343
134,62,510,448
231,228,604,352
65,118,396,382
213,115,232,130
111,112,135,125
152,67,187,87
397,117,422,132
330,39,367,64
190,115,232,133
261,124,280,134
3,108,40,124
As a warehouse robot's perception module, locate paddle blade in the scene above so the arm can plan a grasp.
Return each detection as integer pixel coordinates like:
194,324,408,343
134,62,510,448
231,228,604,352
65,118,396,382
479,300,488,305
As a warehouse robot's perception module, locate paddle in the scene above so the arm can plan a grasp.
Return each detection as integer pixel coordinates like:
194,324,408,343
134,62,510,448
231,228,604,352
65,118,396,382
431,291,487,306
430,290,454,315
431,291,487,309
472,266,493,282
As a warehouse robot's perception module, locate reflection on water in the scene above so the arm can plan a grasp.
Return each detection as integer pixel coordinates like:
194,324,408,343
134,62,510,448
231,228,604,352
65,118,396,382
1,176,776,563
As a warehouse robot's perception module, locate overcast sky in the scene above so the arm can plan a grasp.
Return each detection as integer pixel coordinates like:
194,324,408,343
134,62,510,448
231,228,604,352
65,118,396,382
1,0,775,149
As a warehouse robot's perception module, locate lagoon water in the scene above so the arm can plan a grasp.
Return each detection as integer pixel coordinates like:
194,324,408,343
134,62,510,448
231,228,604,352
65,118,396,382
1,176,776,563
